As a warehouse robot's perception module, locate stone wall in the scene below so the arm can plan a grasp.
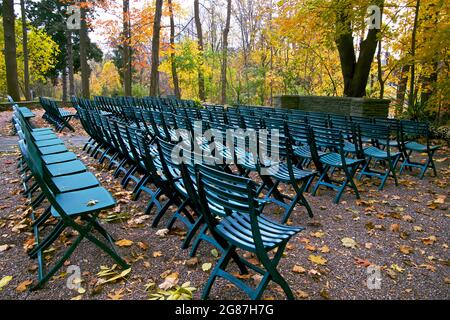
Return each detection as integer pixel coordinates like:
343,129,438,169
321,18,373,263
274,95,390,118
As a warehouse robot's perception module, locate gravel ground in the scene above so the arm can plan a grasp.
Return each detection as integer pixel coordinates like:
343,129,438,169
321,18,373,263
0,110,448,300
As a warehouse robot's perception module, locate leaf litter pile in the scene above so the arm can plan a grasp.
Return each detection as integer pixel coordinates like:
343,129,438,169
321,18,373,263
0,111,448,300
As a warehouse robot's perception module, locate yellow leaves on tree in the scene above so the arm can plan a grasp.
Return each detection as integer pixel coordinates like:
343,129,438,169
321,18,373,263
0,19,59,95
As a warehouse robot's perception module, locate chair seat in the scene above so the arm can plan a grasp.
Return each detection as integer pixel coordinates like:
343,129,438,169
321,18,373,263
39,144,68,155
266,163,315,182
59,109,75,118
378,139,399,147
52,172,99,193
51,187,116,217
19,107,35,118
293,145,325,159
35,138,63,148
320,153,363,168
42,152,78,165
364,146,401,160
46,160,86,177
31,127,53,133
343,141,357,154
33,133,58,141
405,141,440,152
216,212,304,252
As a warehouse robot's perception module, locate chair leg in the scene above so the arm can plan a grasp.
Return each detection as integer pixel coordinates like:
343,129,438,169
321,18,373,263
181,216,204,250
31,228,85,291
69,216,129,270
131,175,150,200
429,154,438,177
254,242,294,300
189,224,208,257
98,147,112,164
201,246,234,300
85,217,116,245
419,151,437,179
167,199,195,230
346,166,361,199
31,207,51,228
121,164,138,188
151,197,175,227
188,224,226,259
312,165,330,196
113,158,128,178
29,221,66,258
107,153,120,170
31,192,46,209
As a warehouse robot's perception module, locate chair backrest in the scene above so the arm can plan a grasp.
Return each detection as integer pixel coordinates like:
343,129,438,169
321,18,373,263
350,115,373,125
265,118,286,132
195,164,268,252
400,120,431,148
156,138,186,181
286,120,310,146
242,115,264,130
135,132,165,186
310,126,344,150
226,113,244,128
306,113,329,127
357,123,391,153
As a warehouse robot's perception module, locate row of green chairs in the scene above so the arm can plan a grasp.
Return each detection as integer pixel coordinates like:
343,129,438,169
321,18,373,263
78,96,441,201
76,105,305,299
95,95,440,183
12,104,128,291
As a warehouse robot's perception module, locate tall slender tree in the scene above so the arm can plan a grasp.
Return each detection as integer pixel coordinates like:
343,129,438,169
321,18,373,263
20,0,31,100
2,0,21,101
66,28,75,97
168,0,180,99
123,0,132,96
80,2,90,98
62,67,68,101
408,0,420,110
150,0,163,96
220,0,232,104
194,0,206,101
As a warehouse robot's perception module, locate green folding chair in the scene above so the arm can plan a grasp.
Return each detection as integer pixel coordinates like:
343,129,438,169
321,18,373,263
196,165,304,300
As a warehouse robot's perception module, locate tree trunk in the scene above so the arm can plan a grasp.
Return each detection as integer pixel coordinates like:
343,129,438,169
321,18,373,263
123,0,132,96
396,65,409,115
420,63,438,107
194,0,206,101
376,7,384,99
80,4,90,98
62,67,68,102
66,29,75,96
335,0,383,97
220,0,232,105
150,0,163,96
168,0,180,99
20,0,31,100
2,0,21,101
408,0,420,109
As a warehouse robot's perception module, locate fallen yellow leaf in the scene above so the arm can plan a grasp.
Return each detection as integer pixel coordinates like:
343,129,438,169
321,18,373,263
115,239,133,247
15,280,33,292
308,255,327,265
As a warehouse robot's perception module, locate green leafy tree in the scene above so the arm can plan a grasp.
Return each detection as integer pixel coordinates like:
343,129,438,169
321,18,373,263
0,18,59,96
